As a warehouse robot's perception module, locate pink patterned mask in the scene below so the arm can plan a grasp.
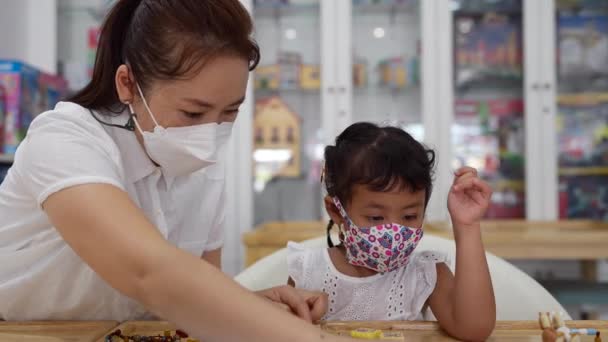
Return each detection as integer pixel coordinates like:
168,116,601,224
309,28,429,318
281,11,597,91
333,197,423,273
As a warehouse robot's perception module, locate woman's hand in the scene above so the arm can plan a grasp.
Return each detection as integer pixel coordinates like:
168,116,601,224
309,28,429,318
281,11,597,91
448,167,492,231
256,286,328,323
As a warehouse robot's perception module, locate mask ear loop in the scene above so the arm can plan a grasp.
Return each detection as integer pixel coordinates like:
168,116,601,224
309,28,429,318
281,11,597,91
338,223,346,245
124,102,139,133
135,83,160,127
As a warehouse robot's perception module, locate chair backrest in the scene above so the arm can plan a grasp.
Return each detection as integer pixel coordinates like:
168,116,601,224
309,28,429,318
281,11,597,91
235,234,570,320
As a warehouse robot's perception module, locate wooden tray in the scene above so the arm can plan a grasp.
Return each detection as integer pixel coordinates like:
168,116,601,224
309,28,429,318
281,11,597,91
0,321,118,342
97,321,179,342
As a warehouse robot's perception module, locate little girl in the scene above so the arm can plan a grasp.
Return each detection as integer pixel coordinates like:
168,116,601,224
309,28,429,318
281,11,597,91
287,122,496,341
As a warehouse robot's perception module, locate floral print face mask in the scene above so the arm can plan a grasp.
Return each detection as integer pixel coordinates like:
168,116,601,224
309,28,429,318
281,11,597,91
333,197,424,273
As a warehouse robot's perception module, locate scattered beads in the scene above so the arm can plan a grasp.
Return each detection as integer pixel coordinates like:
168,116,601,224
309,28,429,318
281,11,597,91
105,329,199,342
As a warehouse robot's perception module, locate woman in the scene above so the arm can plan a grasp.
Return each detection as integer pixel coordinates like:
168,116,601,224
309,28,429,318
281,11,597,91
0,1,350,341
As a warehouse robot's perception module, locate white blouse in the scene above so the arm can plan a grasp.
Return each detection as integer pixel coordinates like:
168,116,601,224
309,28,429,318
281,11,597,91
0,102,226,321
287,242,448,321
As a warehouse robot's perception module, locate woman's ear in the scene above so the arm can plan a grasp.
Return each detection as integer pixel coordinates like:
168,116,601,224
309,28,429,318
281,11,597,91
324,195,343,225
115,64,135,104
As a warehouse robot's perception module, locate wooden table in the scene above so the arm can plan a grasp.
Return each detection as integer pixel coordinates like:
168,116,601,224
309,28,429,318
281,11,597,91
322,321,608,341
0,321,117,341
1,320,606,341
243,220,608,267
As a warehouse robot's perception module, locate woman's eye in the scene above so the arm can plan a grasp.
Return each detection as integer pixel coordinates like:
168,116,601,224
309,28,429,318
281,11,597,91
183,112,204,119
224,109,240,116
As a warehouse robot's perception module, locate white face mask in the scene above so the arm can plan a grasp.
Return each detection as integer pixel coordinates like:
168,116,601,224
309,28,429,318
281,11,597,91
130,84,233,178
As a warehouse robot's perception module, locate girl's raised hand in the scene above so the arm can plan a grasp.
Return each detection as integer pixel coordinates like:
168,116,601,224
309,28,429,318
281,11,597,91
448,167,492,230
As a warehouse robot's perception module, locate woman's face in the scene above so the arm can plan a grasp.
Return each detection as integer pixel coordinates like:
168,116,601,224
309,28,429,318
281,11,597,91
117,55,250,132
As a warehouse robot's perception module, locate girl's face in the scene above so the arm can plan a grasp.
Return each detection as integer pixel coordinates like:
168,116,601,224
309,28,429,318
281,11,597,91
116,55,250,132
327,184,426,229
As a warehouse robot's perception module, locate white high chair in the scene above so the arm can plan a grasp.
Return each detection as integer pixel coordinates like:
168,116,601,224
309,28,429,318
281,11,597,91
235,234,571,320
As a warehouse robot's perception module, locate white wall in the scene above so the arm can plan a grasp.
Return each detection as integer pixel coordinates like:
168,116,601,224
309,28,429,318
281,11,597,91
0,0,58,74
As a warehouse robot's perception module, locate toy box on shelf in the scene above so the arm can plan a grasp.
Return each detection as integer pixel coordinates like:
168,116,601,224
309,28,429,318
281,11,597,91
558,14,608,91
0,60,68,154
353,56,368,88
377,55,419,89
558,94,608,220
454,99,526,218
300,65,320,90
454,12,523,89
557,98,608,168
278,52,301,90
255,65,280,90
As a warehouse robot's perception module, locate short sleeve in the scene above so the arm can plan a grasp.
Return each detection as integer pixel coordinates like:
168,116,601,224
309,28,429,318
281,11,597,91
411,250,450,318
204,183,226,252
13,105,125,206
286,242,310,289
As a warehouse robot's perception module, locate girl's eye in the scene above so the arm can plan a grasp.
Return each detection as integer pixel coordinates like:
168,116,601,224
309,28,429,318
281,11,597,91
404,215,418,221
367,216,384,223
224,109,240,116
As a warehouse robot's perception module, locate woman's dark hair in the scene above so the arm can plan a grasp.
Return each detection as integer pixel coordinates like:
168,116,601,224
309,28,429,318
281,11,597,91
324,122,436,247
69,0,260,112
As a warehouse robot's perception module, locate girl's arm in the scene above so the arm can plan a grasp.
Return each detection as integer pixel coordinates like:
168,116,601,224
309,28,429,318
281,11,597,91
428,168,496,341
44,184,350,342
429,227,495,341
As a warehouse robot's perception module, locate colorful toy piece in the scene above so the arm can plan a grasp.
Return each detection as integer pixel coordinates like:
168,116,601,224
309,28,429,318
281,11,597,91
539,312,600,342
350,328,382,339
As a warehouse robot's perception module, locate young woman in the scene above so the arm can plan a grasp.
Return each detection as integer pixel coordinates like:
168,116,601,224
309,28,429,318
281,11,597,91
0,1,349,341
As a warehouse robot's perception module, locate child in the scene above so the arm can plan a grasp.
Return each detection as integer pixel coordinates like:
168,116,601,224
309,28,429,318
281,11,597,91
287,122,496,341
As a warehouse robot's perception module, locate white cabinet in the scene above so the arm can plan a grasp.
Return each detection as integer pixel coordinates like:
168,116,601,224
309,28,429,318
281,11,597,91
242,0,608,237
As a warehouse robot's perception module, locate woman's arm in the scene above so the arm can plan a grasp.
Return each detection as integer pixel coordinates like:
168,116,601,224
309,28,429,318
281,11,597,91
44,184,348,342
202,249,222,269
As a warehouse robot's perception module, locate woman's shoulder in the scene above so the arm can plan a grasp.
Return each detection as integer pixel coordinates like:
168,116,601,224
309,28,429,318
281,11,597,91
28,101,111,137
14,101,123,174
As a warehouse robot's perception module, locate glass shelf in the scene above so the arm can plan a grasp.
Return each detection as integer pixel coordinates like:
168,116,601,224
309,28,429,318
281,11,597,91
353,1,419,16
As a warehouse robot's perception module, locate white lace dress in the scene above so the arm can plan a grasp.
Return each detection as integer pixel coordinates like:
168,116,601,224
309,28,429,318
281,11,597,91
286,242,449,321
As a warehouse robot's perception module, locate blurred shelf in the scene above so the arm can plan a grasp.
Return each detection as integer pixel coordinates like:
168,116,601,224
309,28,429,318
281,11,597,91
254,4,319,18
0,154,14,164
558,92,608,106
354,86,420,95
255,88,320,97
353,1,419,15
559,167,608,177
492,179,525,192
541,280,608,306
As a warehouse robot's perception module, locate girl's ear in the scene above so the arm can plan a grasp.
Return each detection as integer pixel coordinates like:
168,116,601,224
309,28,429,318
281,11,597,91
324,195,343,225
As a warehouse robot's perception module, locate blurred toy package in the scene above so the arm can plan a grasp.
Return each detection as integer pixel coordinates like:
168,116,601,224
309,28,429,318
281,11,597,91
300,65,320,90
255,65,280,90
0,60,68,154
558,14,608,82
278,51,302,90
0,85,6,152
